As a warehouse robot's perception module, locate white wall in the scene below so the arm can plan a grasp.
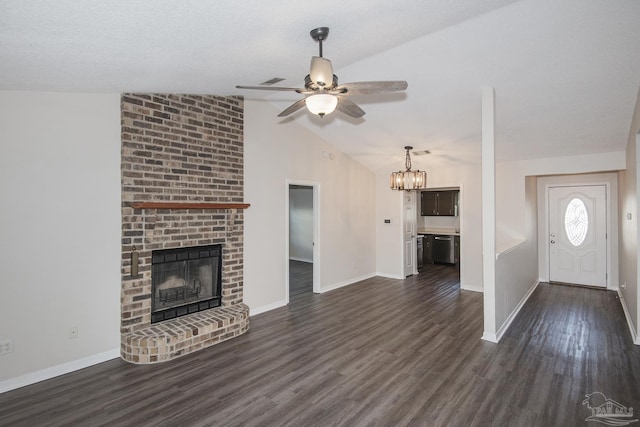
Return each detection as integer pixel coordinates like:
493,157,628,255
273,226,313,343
496,162,527,248
288,186,313,262
375,172,404,278
511,151,625,177
244,100,377,313
418,213,460,232
0,91,121,384
494,176,538,338
619,88,640,343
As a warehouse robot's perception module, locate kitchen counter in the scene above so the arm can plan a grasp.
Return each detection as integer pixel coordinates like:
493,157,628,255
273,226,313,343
418,228,460,236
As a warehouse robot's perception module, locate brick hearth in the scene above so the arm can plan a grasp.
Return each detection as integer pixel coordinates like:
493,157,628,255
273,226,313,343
120,94,248,363
121,304,249,363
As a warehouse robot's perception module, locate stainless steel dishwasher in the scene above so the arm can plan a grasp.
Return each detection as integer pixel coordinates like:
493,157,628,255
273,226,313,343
432,235,455,264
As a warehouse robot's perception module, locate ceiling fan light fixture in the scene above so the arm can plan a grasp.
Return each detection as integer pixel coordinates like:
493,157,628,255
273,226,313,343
390,146,427,191
310,57,333,87
235,27,407,119
305,93,338,117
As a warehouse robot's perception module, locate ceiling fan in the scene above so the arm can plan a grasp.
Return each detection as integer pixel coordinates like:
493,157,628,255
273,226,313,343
236,27,408,119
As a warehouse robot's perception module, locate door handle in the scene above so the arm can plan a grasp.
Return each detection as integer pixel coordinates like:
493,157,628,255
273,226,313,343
550,240,556,244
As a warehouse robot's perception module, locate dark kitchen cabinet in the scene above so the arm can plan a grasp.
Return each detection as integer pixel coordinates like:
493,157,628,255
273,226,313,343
420,190,459,216
421,192,438,216
439,191,458,216
423,234,434,264
454,235,460,266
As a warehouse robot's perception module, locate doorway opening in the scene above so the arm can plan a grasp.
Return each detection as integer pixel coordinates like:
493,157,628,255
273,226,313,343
286,181,320,302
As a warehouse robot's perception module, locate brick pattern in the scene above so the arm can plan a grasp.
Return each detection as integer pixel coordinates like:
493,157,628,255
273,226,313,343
120,94,247,363
121,304,249,364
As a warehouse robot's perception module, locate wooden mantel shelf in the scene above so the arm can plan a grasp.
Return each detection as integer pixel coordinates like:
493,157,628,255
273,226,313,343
130,202,250,210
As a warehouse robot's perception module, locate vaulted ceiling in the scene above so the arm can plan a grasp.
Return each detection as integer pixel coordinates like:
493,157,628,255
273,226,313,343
2,0,639,172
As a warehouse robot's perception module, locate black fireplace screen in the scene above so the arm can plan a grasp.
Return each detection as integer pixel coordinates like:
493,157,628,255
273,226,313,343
151,244,222,323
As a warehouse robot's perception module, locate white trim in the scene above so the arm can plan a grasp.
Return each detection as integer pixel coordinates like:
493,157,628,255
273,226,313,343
617,289,640,345
289,257,313,263
481,332,498,343
249,299,288,317
375,272,405,280
318,273,376,294
496,238,526,260
0,348,120,394
540,177,618,290
461,285,483,293
547,184,609,288
488,280,540,343
481,87,497,340
312,184,320,294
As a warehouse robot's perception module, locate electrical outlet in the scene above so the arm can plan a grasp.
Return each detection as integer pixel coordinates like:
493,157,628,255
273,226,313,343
0,339,13,356
69,326,79,339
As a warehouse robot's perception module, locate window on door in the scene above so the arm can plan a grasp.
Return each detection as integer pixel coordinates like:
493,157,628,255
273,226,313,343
564,198,588,247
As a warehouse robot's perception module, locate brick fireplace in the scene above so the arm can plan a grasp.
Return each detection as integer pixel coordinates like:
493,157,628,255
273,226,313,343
120,94,249,364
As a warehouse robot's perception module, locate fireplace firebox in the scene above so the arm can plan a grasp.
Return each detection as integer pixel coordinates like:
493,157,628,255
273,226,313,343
151,244,222,323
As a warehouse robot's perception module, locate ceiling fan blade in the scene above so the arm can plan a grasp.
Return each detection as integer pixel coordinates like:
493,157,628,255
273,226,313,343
277,98,307,117
310,57,334,88
236,85,306,93
333,81,408,95
336,97,365,118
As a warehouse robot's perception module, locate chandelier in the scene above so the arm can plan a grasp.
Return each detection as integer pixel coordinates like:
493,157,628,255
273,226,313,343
390,146,427,190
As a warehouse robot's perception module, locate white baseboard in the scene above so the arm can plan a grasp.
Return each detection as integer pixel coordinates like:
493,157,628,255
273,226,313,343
375,272,404,280
319,272,376,293
289,257,313,263
249,299,288,317
249,273,378,315
494,280,540,343
481,332,498,343
461,284,483,293
617,289,640,345
0,348,120,394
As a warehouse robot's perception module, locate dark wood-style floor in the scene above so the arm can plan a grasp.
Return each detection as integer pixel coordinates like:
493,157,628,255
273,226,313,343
289,260,313,297
1,264,639,426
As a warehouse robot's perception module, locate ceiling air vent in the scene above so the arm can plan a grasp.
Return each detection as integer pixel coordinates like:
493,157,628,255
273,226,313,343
411,150,431,156
260,77,286,86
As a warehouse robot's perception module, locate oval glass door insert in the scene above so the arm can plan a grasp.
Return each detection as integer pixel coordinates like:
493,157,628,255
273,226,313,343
564,198,588,246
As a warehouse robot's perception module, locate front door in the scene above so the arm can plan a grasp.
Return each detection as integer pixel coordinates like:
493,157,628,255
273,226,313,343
548,185,607,287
